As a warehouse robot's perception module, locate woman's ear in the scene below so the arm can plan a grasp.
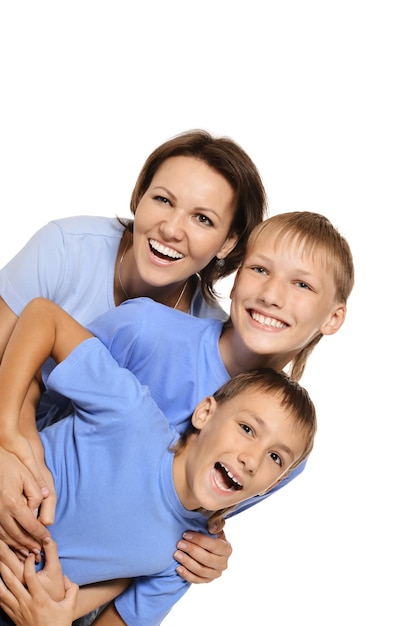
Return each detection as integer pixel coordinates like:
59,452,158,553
219,233,239,259
191,396,217,431
321,303,347,336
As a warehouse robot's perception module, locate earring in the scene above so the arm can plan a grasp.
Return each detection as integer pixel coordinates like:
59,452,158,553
216,257,226,268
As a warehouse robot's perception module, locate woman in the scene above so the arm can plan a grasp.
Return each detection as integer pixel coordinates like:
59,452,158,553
0,129,267,593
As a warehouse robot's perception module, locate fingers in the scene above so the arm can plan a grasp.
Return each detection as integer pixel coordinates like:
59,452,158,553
174,531,233,584
38,537,62,577
37,492,57,526
0,539,25,583
0,504,49,553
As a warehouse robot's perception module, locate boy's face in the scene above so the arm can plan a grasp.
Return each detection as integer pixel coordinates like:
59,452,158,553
229,235,346,359
176,389,308,512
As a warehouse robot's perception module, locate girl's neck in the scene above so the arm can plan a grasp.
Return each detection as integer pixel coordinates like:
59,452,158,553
218,324,293,378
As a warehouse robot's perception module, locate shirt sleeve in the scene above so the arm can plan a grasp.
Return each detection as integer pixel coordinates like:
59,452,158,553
0,221,68,315
44,337,156,426
115,567,190,626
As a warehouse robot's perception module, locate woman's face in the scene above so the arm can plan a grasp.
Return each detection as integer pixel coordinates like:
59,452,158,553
133,156,238,287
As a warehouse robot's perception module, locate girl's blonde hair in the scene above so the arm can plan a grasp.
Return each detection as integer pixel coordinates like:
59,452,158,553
246,211,355,381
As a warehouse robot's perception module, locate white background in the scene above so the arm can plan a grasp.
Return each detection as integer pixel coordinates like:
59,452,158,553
0,2,415,624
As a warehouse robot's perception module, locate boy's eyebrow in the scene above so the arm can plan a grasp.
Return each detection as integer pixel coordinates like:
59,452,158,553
247,412,296,460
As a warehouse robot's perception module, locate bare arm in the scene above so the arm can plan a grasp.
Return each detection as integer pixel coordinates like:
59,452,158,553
0,297,18,363
94,601,127,625
0,297,93,470
0,298,91,549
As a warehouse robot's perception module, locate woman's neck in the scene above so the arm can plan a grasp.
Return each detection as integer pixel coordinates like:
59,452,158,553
114,234,194,311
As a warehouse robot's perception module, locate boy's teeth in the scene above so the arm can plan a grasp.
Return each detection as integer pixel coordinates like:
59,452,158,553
149,239,184,259
251,311,287,328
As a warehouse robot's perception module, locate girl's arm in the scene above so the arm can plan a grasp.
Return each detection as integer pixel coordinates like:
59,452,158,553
0,298,92,551
0,297,92,473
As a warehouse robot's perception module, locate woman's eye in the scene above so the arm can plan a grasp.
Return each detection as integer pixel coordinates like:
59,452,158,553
270,452,283,466
154,195,170,204
196,214,214,227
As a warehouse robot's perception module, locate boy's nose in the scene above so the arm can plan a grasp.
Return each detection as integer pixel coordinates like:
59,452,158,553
238,447,262,474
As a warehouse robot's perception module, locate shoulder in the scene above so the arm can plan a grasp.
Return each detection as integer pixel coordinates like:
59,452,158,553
189,280,229,322
48,215,126,238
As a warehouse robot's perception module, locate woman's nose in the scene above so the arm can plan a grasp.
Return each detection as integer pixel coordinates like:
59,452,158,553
159,211,186,240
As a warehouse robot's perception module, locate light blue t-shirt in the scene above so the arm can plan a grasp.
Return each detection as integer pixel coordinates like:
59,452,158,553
0,215,228,323
87,299,306,508
40,337,207,625
45,299,306,623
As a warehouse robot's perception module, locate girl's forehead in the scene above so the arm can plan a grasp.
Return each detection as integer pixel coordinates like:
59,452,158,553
249,230,329,264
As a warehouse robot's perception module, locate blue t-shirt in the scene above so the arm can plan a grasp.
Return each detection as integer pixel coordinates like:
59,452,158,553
41,337,208,625
87,299,306,511
44,299,306,623
0,216,228,324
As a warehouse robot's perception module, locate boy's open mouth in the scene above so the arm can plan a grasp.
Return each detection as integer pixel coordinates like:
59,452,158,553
214,462,243,491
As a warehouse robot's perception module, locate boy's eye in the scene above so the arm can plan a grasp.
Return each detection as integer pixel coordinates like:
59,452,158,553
270,452,283,466
251,266,267,275
295,281,311,290
240,423,253,436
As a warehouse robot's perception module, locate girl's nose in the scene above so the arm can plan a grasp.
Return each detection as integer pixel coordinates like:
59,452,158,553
258,278,286,308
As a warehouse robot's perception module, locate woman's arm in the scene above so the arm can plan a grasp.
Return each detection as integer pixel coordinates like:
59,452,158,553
174,527,232,584
0,537,78,626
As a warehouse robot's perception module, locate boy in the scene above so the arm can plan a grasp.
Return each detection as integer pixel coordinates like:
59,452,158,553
0,211,353,554
0,298,316,624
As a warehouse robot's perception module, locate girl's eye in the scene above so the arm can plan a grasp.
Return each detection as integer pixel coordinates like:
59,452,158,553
196,214,214,227
240,423,253,436
270,452,283,466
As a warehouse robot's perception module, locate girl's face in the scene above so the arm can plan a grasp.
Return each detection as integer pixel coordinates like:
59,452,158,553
229,235,346,359
132,156,237,287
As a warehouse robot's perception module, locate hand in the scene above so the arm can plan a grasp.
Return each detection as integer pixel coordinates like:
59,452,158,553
0,538,78,626
174,527,232,584
0,447,50,555
0,431,50,499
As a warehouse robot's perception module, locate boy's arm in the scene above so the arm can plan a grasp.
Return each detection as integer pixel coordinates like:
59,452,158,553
0,297,93,473
94,601,126,625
